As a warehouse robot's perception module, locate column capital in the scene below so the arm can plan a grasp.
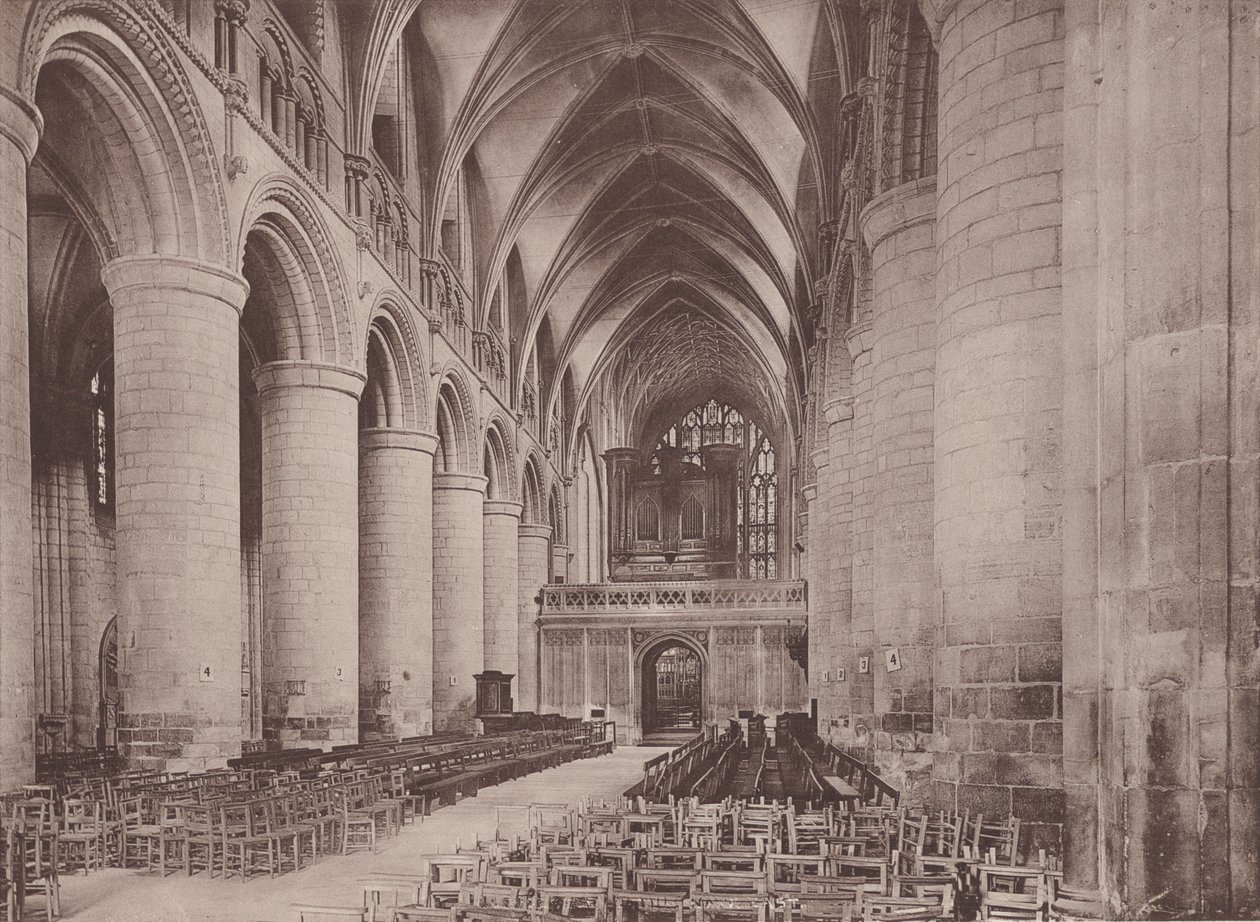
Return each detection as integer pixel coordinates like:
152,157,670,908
519,523,553,540
359,427,439,455
484,499,523,519
252,360,366,399
0,86,42,164
102,255,249,315
434,471,488,494
859,176,936,253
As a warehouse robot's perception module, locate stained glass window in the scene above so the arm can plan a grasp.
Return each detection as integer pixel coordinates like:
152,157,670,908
89,365,113,510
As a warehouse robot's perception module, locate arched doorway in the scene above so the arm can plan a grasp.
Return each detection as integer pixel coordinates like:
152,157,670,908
642,642,703,732
97,618,118,750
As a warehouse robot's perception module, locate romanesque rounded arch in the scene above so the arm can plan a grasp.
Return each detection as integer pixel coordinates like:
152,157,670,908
520,452,545,525
238,175,356,367
433,366,478,473
363,294,428,431
482,416,517,501
20,0,230,263
548,480,565,545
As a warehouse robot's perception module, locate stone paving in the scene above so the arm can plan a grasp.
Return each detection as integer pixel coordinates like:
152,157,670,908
52,746,669,922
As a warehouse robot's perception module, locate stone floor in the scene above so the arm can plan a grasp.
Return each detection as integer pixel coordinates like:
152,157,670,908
51,745,671,922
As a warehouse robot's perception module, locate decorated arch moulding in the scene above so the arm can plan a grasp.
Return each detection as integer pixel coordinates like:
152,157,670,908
435,360,482,470
632,629,709,650
239,174,357,368
20,0,232,265
483,411,520,501
368,290,430,425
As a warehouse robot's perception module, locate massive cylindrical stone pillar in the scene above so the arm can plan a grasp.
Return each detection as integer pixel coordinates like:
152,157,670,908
860,176,937,797
0,89,41,784
254,361,364,748
483,500,522,677
932,0,1064,851
358,428,438,740
517,523,551,711
103,254,249,770
432,472,487,731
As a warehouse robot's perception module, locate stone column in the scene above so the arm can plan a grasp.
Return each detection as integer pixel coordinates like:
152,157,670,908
253,361,364,748
358,428,438,740
860,176,936,797
932,0,1064,851
0,88,41,784
103,254,249,770
483,500,522,678
432,472,486,731
517,523,552,711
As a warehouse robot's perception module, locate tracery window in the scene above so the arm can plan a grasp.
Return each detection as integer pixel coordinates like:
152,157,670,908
655,399,778,578
89,365,113,510
742,436,777,579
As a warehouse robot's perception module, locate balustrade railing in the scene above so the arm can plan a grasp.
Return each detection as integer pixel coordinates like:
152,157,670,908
541,579,807,615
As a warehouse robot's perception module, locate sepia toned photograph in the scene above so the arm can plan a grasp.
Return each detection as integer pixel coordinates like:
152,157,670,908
0,0,1251,918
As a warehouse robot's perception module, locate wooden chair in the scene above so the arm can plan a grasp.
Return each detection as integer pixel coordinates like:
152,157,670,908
792,893,859,922
550,864,616,896
156,802,191,877
58,799,104,876
360,874,426,922
766,854,828,895
119,795,161,871
706,853,764,873
341,790,378,856
827,857,888,895
536,885,608,921
693,893,771,922
12,798,59,920
291,905,368,922
489,860,546,889
859,896,941,921
977,865,1049,921
420,855,484,908
221,802,277,881
612,888,687,922
632,867,698,895
184,801,221,877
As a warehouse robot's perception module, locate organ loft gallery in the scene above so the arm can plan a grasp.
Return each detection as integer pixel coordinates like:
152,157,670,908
0,0,1254,920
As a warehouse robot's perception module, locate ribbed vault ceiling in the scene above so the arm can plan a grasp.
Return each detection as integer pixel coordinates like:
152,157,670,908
369,0,857,452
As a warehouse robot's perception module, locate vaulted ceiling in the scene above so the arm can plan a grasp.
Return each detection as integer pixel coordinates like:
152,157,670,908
369,0,861,456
